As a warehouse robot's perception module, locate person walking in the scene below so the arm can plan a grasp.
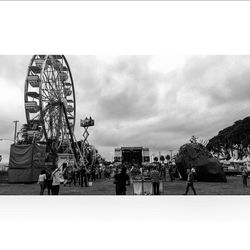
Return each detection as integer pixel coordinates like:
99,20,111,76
151,167,161,195
184,168,197,195
38,170,47,195
242,166,248,187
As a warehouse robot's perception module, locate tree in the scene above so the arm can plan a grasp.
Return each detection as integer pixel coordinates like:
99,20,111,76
198,138,208,147
206,116,250,159
190,135,198,144
160,155,165,163
166,155,171,161
153,156,158,162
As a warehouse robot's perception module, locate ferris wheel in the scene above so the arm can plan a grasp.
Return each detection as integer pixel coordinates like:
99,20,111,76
24,55,76,152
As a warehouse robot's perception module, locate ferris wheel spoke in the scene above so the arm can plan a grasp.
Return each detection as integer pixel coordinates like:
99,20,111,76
41,98,50,103
42,80,55,99
53,70,62,95
41,88,50,99
41,93,50,102
43,71,54,90
42,75,49,91
50,65,59,89
43,73,58,99
51,66,57,87
42,75,52,94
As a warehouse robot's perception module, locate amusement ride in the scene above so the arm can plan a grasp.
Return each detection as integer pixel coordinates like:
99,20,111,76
17,55,98,168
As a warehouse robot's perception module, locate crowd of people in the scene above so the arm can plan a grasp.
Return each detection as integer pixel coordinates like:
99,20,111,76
112,161,181,195
37,158,110,195
38,158,250,195
37,158,182,195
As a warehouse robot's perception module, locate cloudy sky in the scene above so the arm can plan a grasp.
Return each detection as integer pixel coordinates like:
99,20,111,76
1,55,250,162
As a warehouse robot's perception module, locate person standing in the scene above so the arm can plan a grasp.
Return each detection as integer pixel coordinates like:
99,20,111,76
242,166,248,187
80,166,88,187
184,169,197,195
114,168,121,195
91,167,96,182
95,167,99,180
168,163,175,182
72,166,77,186
98,166,102,179
76,167,81,186
45,169,53,195
51,167,62,195
151,167,160,195
38,170,46,195
114,166,130,195
67,166,73,187
86,168,91,183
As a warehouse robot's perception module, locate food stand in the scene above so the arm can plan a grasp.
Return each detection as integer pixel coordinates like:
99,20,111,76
131,166,164,195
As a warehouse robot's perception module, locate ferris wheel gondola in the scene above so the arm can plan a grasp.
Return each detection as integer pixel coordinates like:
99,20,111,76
24,55,76,152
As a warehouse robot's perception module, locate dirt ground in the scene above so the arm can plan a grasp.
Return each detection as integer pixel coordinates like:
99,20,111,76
0,175,249,195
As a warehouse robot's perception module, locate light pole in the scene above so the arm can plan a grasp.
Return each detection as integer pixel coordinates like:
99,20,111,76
110,151,113,162
169,150,173,161
13,120,19,144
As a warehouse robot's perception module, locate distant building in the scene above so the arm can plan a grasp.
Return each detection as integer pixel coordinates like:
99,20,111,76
114,147,150,164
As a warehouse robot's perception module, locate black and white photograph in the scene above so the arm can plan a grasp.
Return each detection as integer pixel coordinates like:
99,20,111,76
1,55,250,195
1,2,250,250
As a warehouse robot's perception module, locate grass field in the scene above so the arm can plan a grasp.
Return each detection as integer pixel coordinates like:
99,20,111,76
0,175,249,195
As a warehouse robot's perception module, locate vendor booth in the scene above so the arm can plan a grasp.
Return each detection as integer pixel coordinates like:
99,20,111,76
132,179,164,195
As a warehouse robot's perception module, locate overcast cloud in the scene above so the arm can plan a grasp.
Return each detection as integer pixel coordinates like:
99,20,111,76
1,55,250,162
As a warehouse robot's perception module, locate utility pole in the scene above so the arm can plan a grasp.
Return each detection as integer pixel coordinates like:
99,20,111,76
13,120,19,144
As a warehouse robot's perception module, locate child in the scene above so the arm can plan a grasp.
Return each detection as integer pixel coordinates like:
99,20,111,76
38,170,47,195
